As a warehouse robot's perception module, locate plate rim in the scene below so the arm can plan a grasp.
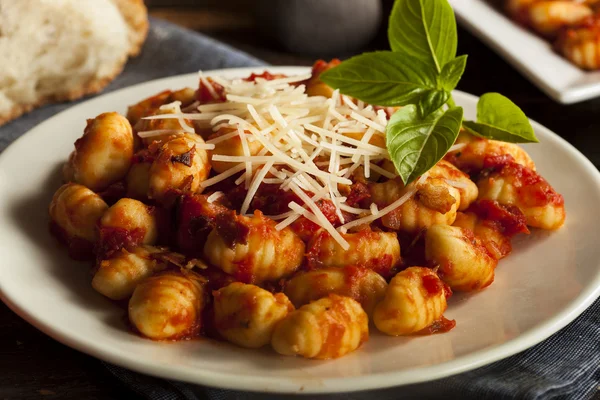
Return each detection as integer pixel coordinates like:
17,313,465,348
1,67,599,394
450,0,600,104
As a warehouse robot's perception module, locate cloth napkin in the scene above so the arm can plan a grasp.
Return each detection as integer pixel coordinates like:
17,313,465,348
1,18,598,400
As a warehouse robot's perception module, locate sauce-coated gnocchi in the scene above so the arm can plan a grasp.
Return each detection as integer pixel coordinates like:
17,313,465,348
92,246,168,300
48,64,565,360
148,133,211,204
64,112,134,191
306,229,401,276
213,282,294,348
271,294,368,359
425,224,497,291
129,270,206,340
284,267,387,317
373,267,452,336
49,183,108,258
204,211,305,284
476,156,565,230
370,176,460,233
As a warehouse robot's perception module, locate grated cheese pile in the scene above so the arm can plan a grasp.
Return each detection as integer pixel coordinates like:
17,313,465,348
140,72,432,250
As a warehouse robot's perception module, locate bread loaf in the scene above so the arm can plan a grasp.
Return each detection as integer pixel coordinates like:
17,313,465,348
0,0,148,126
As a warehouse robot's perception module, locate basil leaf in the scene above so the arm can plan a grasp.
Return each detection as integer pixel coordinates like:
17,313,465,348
418,90,449,118
320,51,448,114
388,0,457,73
463,93,538,143
439,55,467,92
387,105,463,185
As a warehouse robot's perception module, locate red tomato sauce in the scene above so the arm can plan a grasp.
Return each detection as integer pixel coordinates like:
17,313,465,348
470,200,529,237
195,78,226,104
416,316,456,335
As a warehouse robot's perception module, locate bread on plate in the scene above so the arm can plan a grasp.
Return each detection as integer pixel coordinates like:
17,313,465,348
0,0,148,126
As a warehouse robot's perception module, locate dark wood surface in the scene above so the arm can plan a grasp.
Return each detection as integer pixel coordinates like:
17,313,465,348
2,4,600,400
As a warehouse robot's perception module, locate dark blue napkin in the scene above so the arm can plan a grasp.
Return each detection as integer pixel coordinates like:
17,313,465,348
1,18,598,400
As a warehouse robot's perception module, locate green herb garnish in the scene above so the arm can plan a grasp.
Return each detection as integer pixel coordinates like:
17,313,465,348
462,93,539,143
320,0,537,185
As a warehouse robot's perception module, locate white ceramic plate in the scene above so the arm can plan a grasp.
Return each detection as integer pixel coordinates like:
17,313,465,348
450,0,600,104
1,67,599,394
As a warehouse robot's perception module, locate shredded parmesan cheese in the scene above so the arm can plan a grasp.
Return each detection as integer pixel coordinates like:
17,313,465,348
145,71,460,249
448,143,467,152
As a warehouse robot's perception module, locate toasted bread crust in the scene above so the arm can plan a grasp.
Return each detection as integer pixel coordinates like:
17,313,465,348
111,0,149,57
0,0,148,127
0,60,126,127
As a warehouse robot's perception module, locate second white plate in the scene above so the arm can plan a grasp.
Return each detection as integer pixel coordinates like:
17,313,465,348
450,0,600,104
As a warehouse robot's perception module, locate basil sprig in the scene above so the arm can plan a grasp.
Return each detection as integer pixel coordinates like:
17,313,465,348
388,0,457,73
320,0,537,185
320,52,448,117
463,93,538,143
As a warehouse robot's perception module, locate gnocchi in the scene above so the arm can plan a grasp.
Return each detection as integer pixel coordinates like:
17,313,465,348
306,229,401,276
64,112,134,191
445,131,535,173
370,176,460,234
209,127,264,173
97,198,162,257
48,64,564,360
373,267,453,336
148,133,211,204
92,245,168,300
556,19,600,70
271,294,368,359
49,183,108,258
204,211,305,284
504,0,600,70
425,224,497,291
476,156,565,230
213,282,294,348
284,266,387,316
129,270,206,340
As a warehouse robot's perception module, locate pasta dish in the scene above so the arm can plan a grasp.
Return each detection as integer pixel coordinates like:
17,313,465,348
48,61,565,360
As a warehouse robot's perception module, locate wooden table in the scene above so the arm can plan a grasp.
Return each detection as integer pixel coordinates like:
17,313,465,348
2,6,599,400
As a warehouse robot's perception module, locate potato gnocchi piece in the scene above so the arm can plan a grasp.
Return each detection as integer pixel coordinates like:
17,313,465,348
284,267,387,317
63,112,134,191
304,59,341,98
126,88,196,127
49,183,108,257
428,160,478,211
476,157,565,230
445,131,535,173
453,212,513,260
129,270,206,340
271,294,368,359
342,131,386,149
136,108,195,148
209,127,264,173
126,90,173,127
556,19,600,70
528,1,592,37
92,246,168,300
213,282,294,348
425,224,497,291
148,133,211,204
204,211,305,284
506,0,538,23
306,230,401,276
373,267,452,336
126,161,152,200
97,198,163,258
370,177,460,234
